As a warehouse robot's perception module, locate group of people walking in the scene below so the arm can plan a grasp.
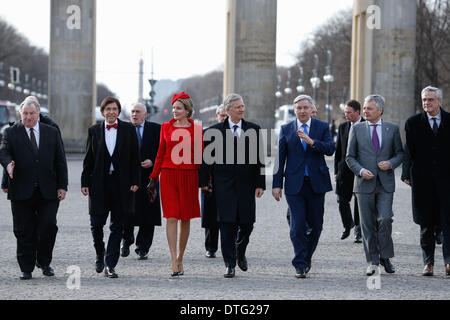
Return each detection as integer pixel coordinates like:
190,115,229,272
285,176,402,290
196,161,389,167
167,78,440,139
0,85,449,281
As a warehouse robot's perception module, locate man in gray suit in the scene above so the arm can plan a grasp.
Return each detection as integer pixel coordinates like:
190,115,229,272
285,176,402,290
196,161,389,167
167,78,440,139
346,94,403,276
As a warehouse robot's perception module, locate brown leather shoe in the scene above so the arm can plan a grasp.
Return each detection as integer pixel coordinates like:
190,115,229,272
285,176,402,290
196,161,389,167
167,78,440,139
445,264,450,276
423,264,433,276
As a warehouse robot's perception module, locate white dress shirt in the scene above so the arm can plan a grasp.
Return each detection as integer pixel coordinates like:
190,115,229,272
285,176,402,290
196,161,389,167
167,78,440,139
25,122,40,149
296,117,312,143
427,112,441,129
228,119,242,137
105,121,118,171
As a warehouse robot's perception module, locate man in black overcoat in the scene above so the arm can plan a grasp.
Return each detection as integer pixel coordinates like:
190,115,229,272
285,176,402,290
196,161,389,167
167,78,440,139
0,98,68,280
200,93,265,278
81,96,140,278
121,103,161,260
404,86,450,277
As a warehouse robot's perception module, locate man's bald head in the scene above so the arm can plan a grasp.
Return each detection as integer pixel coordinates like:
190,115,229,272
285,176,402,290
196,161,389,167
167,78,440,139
131,103,147,126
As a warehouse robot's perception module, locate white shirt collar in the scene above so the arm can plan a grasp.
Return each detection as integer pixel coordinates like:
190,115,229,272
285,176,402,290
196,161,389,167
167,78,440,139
228,118,242,129
297,117,311,129
427,111,441,121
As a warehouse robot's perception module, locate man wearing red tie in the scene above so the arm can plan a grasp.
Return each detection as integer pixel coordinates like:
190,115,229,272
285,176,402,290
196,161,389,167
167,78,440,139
81,97,140,278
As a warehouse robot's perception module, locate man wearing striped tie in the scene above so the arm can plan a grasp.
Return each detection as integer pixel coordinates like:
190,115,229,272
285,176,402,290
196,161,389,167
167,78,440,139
346,95,404,277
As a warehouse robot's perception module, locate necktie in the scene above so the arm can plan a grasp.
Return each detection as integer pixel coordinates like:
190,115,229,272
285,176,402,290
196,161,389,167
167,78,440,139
107,123,118,130
29,128,39,155
135,125,142,148
301,123,309,176
371,124,380,153
233,125,239,141
432,117,438,135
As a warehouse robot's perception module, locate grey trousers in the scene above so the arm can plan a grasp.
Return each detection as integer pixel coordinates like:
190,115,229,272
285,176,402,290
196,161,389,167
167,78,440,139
356,181,395,265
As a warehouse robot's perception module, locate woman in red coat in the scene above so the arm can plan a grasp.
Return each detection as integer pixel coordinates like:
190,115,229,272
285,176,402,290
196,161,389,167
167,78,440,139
148,92,202,276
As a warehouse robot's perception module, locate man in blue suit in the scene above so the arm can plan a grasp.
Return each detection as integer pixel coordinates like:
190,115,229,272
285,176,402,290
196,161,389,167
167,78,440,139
272,95,335,278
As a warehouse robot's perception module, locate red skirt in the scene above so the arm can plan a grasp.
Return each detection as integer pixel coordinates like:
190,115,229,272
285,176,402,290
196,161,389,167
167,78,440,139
159,168,201,221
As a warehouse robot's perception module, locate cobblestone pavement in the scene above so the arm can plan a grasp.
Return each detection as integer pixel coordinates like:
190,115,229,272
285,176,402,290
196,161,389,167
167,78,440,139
0,156,449,300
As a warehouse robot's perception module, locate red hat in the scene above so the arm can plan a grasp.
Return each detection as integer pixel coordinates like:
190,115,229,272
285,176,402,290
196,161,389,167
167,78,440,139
172,91,190,105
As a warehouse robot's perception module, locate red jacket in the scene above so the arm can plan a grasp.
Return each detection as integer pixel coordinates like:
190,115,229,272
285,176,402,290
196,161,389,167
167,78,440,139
150,118,203,179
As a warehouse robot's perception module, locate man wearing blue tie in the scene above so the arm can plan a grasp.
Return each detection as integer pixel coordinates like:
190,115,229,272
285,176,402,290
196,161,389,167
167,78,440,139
272,95,335,278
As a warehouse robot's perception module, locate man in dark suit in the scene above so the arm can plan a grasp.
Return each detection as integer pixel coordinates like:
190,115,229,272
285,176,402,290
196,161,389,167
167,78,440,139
346,94,403,276
334,100,364,242
273,94,335,278
0,98,68,280
2,96,63,193
200,93,265,278
121,103,161,260
81,96,140,278
201,105,227,259
403,86,450,277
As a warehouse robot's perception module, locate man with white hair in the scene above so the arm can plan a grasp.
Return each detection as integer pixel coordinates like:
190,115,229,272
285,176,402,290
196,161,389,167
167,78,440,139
120,103,161,261
346,94,403,276
0,98,68,280
403,86,450,277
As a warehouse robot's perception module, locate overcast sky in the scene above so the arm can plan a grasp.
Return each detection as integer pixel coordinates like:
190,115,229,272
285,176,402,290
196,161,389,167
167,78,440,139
0,0,353,105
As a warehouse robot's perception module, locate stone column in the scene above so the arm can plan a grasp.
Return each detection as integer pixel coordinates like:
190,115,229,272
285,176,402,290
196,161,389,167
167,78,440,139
351,0,416,137
49,0,96,153
224,0,277,131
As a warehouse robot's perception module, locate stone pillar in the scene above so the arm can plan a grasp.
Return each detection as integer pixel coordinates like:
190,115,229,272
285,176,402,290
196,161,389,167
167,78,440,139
351,0,416,137
224,0,277,130
49,0,96,153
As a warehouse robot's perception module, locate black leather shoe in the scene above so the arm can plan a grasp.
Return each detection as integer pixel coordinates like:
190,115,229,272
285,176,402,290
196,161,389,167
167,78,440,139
137,251,148,260
380,258,395,273
354,237,362,244
121,244,130,257
224,267,235,278
237,256,248,271
105,266,118,278
205,251,216,258
295,268,306,278
95,256,105,273
41,266,55,277
341,228,351,240
20,272,32,280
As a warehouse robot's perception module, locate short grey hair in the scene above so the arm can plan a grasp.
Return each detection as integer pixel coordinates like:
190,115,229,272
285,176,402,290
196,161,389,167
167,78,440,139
20,97,40,112
223,93,244,110
216,104,225,114
364,94,385,110
421,86,443,101
293,94,314,107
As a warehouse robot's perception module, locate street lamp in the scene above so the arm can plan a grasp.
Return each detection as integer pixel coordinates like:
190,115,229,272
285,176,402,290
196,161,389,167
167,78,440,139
284,70,292,95
310,54,320,104
275,74,282,105
323,50,334,125
296,66,305,93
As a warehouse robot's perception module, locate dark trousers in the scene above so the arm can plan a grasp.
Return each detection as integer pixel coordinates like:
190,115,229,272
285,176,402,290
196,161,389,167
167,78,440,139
11,187,59,273
122,224,155,254
205,227,220,253
90,173,124,269
286,178,325,269
420,211,450,266
337,194,360,229
219,222,253,268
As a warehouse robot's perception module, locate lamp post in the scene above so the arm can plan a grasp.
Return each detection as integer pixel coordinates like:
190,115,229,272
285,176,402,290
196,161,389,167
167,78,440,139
0,62,5,98
323,50,334,125
275,74,282,106
296,66,305,94
310,54,320,104
284,70,292,96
